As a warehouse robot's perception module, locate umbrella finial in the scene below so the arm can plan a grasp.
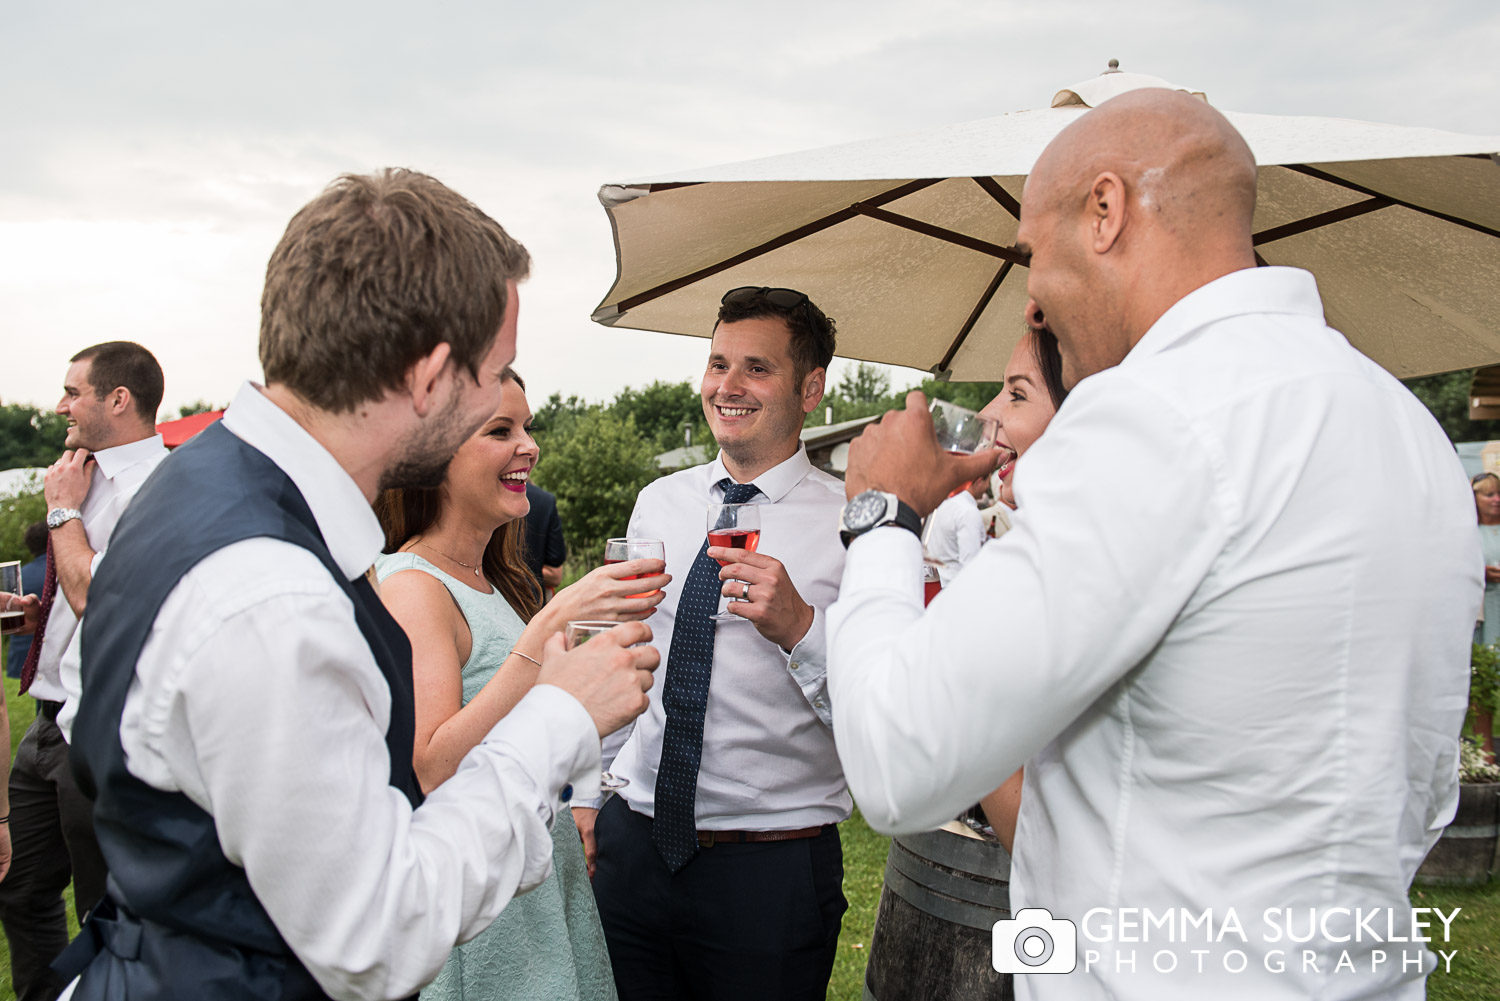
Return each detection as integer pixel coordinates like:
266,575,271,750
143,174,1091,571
1105,59,1120,74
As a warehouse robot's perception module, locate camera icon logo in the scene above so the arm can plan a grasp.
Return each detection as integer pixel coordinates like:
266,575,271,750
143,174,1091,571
992,908,1078,974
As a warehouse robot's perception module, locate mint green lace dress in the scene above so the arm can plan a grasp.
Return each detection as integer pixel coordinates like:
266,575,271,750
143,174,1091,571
374,552,618,1001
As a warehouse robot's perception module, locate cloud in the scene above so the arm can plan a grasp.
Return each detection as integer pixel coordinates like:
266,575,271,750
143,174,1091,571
1,0,1495,414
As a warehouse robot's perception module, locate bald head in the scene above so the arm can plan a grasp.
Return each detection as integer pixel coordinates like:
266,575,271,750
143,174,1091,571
1034,89,1257,237
1018,89,1260,388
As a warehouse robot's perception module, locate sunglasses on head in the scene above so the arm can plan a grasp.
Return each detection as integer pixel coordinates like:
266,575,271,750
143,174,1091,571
720,286,810,309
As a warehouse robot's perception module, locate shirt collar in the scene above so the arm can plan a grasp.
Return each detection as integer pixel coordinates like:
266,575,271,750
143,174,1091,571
1123,266,1325,367
706,444,814,503
220,381,385,581
91,434,167,481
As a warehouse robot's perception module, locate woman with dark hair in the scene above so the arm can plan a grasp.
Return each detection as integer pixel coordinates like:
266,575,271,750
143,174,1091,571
374,368,669,1001
1473,472,1500,645
971,327,1071,851
984,326,1070,510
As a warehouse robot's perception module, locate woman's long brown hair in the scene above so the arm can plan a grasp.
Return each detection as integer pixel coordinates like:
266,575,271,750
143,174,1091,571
374,368,542,622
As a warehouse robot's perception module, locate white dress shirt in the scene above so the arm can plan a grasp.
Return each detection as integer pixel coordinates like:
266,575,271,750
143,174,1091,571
924,490,986,585
31,432,167,705
829,268,1478,1000
82,382,601,1001
602,445,851,829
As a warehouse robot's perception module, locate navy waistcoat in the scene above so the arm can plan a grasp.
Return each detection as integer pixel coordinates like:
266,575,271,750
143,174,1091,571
59,422,423,1000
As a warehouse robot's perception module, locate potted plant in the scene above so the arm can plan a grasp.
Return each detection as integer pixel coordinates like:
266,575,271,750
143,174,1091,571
1413,645,1500,885
1469,641,1500,755
1415,737,1500,886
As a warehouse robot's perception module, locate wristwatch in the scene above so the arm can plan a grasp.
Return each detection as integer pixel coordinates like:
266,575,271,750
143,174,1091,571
839,490,923,549
46,507,83,530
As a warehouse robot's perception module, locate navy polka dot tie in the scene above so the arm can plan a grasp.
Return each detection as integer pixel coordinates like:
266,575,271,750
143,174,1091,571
652,479,761,872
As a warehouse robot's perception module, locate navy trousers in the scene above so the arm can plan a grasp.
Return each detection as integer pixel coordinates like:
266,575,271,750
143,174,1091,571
591,796,847,1001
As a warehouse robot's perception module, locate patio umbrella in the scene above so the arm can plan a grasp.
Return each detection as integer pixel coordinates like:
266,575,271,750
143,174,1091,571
591,63,1500,381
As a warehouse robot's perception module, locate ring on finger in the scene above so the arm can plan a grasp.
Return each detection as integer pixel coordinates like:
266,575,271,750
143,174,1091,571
740,581,751,601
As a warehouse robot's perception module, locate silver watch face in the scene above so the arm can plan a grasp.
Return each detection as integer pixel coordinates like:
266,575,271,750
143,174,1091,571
845,490,892,532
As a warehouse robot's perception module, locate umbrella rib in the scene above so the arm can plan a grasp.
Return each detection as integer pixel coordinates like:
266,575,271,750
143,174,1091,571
938,261,1014,376
851,204,1030,266
1285,164,1500,241
1252,197,1393,246
614,178,944,312
971,176,1022,220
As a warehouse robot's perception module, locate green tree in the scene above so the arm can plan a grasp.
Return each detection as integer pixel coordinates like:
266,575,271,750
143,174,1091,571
613,381,711,453
1402,369,1500,444
835,363,891,405
919,378,1006,412
0,482,46,563
531,410,660,562
532,392,595,435
175,399,223,418
0,404,68,470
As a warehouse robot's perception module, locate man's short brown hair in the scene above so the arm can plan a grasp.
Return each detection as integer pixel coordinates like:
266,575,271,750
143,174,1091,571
715,288,836,383
71,341,164,424
260,169,531,413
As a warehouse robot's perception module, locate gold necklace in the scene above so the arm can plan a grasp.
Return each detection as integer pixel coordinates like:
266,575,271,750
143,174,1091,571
415,540,482,577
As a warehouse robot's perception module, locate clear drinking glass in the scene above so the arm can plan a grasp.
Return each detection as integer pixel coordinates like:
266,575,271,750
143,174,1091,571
922,399,1000,566
565,620,631,791
929,398,1000,458
0,561,23,635
706,502,760,623
604,538,666,599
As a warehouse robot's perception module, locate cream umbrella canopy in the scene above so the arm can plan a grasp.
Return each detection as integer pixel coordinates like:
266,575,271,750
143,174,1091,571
592,63,1500,381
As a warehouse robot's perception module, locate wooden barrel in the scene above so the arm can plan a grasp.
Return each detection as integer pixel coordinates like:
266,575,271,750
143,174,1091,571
1415,782,1499,886
864,821,1014,1001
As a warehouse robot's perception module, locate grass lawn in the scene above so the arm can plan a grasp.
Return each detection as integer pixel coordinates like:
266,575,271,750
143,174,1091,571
0,649,1493,1001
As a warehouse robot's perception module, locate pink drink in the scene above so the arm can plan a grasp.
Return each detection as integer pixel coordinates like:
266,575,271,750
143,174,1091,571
708,528,760,566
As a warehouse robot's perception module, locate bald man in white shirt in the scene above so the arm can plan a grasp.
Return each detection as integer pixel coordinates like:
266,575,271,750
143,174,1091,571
829,90,1478,1000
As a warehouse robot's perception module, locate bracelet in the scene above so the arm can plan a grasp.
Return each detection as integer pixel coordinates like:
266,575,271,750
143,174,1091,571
0,814,8,824
509,650,542,669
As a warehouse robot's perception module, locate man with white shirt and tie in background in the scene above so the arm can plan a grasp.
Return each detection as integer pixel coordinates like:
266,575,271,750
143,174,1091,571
828,90,1477,1000
578,286,857,1001
0,341,168,1001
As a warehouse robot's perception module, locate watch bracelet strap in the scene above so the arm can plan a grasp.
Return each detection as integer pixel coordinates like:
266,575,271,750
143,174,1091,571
888,499,924,537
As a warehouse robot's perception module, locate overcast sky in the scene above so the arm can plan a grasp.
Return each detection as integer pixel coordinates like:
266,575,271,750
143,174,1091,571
2,0,1497,416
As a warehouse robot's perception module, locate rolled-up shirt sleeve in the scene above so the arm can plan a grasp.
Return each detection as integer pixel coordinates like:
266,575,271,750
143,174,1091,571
785,606,832,727
133,543,599,1001
827,377,1234,835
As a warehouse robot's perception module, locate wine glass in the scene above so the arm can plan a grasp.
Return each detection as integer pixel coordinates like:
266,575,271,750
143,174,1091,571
706,502,760,623
922,399,999,567
929,398,999,459
604,538,666,599
565,620,632,791
0,561,23,635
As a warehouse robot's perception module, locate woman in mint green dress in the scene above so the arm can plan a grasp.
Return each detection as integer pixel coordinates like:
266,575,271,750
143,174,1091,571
1474,473,1500,646
374,368,670,1001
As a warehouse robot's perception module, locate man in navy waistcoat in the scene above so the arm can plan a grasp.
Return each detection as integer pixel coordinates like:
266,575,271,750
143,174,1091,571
57,169,660,1001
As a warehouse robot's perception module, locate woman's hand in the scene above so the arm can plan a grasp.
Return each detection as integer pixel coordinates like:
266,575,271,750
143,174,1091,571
1486,565,1500,585
542,559,671,630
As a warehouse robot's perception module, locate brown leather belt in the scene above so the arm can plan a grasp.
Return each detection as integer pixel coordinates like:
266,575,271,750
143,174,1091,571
696,825,828,847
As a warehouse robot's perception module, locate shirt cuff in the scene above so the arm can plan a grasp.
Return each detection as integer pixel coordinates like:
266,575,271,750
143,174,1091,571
480,684,601,824
786,607,832,726
844,524,925,603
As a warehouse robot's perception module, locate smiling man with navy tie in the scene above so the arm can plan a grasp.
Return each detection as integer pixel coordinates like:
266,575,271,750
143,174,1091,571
576,287,852,1001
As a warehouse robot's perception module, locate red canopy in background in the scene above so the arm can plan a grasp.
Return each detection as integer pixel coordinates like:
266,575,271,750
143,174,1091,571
156,411,224,449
